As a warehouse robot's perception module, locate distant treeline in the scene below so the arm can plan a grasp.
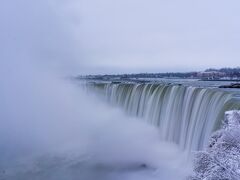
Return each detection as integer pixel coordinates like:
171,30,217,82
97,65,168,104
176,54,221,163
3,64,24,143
79,67,240,80
80,72,198,79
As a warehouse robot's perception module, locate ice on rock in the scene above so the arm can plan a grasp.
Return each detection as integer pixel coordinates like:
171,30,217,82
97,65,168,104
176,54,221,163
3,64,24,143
190,110,240,180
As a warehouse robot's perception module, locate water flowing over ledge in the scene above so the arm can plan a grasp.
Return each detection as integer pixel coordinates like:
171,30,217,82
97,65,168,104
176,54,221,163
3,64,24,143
85,82,240,152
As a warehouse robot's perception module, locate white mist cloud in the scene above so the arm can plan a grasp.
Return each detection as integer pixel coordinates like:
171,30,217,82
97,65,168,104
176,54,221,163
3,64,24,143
0,57,191,180
0,1,194,179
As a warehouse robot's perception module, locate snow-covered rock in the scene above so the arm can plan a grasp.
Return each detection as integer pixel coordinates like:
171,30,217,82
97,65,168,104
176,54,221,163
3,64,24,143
190,110,240,180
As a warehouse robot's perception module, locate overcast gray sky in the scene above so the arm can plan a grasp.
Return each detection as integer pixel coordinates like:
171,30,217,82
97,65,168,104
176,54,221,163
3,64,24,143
1,0,240,74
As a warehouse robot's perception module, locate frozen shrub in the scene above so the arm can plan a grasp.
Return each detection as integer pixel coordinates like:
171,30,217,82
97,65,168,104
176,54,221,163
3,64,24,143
190,111,240,180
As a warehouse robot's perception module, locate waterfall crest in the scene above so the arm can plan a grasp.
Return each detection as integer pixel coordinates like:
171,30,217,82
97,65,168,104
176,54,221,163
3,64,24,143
86,82,240,152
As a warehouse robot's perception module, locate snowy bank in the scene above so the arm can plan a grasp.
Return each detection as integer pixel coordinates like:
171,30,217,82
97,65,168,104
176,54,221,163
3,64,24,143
190,110,240,180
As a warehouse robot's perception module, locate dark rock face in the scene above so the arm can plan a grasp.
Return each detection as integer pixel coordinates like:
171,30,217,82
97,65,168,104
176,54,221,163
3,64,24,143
219,83,240,89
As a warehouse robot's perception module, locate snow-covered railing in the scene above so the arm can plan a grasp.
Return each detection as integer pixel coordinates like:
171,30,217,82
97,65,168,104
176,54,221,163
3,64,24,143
190,110,240,180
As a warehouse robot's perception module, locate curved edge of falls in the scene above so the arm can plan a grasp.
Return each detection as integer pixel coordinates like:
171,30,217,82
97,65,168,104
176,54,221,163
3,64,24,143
84,82,240,152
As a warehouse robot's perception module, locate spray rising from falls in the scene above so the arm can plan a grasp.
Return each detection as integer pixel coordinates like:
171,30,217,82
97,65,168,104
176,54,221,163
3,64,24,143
85,82,240,152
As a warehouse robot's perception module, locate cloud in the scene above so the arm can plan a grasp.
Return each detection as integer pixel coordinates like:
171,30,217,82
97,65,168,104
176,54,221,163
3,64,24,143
70,0,240,73
1,0,240,74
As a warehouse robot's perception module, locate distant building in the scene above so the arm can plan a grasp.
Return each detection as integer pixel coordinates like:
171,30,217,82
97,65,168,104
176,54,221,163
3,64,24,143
197,71,226,80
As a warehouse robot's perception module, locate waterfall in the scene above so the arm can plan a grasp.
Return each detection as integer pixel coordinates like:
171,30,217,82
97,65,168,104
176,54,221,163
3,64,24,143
85,82,240,152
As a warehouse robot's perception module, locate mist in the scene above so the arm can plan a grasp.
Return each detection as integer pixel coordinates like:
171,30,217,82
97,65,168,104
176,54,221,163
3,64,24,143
0,0,194,179
0,58,191,179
